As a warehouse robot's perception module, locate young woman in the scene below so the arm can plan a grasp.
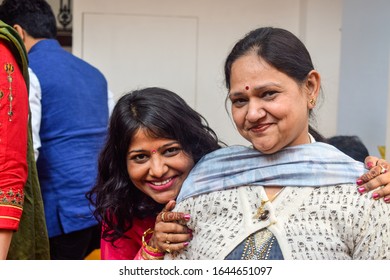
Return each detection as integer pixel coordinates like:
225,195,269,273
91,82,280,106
165,27,390,260
87,87,223,259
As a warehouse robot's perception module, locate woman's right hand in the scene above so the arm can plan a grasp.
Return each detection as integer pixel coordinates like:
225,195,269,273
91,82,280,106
357,156,389,202
149,200,192,254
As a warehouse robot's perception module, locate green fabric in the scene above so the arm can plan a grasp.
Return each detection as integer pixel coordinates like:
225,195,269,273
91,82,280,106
0,20,50,259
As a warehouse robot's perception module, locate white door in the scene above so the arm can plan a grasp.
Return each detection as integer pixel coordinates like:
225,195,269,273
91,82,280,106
72,0,341,146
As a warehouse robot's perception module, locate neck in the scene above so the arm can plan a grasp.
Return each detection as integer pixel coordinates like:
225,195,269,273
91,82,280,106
24,37,44,53
264,186,284,198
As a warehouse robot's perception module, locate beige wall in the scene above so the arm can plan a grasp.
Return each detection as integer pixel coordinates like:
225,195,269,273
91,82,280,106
72,0,342,146
387,54,390,160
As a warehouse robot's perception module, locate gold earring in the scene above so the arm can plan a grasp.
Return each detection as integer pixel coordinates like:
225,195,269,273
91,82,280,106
309,98,316,106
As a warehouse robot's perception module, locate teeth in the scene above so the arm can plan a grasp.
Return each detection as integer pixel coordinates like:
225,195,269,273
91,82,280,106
152,178,172,186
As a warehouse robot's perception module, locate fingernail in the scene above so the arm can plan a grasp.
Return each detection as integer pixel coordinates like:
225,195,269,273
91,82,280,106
372,193,380,199
183,242,189,247
184,214,191,220
384,197,390,203
358,187,366,194
356,179,363,186
367,162,373,168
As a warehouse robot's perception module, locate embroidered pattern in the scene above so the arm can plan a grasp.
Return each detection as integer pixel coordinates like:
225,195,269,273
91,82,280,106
4,63,14,121
168,184,390,260
0,188,24,207
241,229,275,259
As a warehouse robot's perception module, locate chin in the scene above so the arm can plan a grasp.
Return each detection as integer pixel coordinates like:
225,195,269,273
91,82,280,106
153,198,169,204
153,195,176,205
253,144,279,154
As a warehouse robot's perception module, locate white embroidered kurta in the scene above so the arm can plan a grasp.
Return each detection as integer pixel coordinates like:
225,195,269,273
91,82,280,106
166,184,390,260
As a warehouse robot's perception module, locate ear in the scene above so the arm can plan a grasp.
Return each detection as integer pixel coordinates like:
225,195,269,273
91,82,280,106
12,24,25,40
305,70,321,109
13,24,35,52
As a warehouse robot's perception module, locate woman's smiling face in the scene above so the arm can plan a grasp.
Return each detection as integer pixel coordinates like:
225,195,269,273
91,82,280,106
127,128,195,204
228,53,318,154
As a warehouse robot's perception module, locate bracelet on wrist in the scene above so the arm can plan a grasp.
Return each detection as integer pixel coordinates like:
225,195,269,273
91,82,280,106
141,247,164,260
142,228,165,258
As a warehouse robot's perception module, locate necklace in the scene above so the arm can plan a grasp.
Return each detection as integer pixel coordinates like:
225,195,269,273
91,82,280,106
254,187,284,221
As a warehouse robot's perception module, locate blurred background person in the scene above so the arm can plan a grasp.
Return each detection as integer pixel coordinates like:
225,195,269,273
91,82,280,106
0,0,114,259
327,135,370,163
0,20,49,260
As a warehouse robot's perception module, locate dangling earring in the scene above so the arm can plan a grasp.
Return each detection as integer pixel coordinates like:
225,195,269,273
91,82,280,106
309,98,316,107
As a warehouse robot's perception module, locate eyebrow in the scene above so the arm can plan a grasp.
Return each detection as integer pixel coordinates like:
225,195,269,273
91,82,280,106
229,82,281,97
128,141,179,154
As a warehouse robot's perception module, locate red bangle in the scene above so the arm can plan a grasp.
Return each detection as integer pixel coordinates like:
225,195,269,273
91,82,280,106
140,248,164,260
143,245,164,257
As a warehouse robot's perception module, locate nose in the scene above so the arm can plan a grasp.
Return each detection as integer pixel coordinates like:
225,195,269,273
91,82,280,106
245,99,266,123
149,156,169,178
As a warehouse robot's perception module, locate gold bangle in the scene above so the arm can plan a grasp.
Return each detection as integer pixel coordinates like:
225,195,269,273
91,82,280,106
142,228,164,254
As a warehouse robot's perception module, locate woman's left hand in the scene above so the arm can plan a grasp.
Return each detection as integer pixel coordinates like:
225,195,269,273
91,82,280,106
357,156,389,203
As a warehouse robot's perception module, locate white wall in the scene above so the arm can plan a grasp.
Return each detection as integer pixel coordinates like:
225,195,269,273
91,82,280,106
387,56,390,160
72,0,342,146
303,0,342,138
338,0,390,158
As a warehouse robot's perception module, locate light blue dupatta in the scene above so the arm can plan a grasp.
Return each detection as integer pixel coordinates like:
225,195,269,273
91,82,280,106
176,142,365,203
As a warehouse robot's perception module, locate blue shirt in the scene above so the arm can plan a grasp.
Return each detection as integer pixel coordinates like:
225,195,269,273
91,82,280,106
29,39,109,237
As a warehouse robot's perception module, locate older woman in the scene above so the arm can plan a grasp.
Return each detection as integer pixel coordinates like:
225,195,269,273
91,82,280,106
165,27,390,260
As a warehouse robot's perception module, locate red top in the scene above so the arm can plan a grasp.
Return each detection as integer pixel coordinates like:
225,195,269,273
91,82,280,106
100,216,156,260
0,41,28,230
